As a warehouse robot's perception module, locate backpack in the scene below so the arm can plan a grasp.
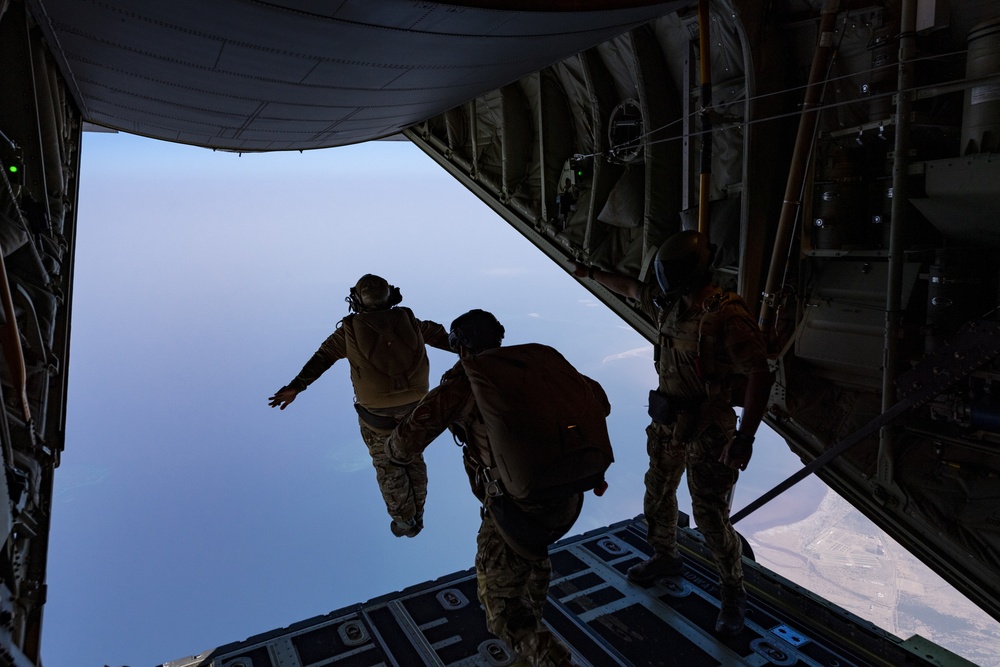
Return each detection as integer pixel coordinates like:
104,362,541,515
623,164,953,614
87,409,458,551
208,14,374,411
342,307,430,409
460,343,614,500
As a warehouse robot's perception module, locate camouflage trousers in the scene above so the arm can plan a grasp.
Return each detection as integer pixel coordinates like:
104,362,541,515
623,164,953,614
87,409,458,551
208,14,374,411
644,419,744,588
359,419,427,524
475,514,571,667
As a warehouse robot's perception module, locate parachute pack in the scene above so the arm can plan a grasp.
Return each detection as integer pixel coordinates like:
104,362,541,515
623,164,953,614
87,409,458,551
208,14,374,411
342,307,430,409
460,343,614,500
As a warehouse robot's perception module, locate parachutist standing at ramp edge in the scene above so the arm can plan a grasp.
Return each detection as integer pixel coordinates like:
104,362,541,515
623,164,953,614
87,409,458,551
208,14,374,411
268,274,451,538
572,230,772,636
387,309,613,667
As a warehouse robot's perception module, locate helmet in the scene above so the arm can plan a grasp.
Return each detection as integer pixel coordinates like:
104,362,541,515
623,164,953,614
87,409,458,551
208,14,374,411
348,274,392,312
653,230,714,297
449,309,505,354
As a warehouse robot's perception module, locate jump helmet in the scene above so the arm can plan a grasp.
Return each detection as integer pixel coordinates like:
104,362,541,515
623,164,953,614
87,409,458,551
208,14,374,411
448,309,505,354
653,230,715,297
348,274,400,313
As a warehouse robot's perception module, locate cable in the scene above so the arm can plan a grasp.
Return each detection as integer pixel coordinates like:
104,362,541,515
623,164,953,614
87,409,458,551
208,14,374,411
577,47,973,161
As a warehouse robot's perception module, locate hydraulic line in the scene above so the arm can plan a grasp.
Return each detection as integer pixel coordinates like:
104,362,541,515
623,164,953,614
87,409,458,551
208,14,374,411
757,0,841,333
697,0,712,236
877,0,918,494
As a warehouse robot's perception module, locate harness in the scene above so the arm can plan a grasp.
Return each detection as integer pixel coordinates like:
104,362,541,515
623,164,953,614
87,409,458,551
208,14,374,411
656,290,732,401
449,416,504,498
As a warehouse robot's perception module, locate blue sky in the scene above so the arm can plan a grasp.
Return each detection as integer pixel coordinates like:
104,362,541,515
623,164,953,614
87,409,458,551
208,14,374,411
41,132,895,666
47,133,676,666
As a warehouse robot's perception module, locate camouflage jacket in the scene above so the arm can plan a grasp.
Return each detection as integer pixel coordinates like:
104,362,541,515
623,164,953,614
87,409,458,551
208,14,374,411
639,284,768,408
388,360,492,500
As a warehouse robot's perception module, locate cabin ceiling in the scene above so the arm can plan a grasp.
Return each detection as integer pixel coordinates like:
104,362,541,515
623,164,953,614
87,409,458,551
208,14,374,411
26,0,683,151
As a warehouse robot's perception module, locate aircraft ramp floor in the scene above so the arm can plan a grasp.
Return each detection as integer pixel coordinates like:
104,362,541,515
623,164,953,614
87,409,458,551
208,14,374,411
160,516,968,667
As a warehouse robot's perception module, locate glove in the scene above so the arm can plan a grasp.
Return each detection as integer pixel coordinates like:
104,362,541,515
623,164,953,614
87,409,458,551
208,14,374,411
720,432,754,471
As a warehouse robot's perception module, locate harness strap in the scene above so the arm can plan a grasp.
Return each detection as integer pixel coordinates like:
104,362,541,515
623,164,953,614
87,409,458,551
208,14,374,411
657,290,731,398
478,466,505,498
354,403,399,430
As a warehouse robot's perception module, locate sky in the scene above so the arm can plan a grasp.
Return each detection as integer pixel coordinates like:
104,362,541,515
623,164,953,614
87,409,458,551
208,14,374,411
41,132,990,667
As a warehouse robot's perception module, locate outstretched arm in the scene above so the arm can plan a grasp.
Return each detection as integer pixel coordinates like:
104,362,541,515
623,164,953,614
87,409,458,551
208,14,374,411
570,261,643,299
419,319,453,353
268,386,300,410
268,329,345,410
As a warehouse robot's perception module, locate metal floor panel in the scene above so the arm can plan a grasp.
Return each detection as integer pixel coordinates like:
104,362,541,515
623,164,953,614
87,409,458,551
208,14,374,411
160,517,964,667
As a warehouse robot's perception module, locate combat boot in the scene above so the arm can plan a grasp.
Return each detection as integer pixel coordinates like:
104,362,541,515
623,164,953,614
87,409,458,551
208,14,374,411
715,583,747,635
626,552,684,587
390,517,421,538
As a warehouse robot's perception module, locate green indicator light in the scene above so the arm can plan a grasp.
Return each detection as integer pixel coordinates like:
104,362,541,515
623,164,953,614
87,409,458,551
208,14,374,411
7,165,17,174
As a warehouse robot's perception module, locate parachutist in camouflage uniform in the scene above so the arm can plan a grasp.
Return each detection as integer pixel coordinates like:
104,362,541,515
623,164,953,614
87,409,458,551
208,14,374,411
268,274,451,538
573,230,772,636
388,310,607,667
